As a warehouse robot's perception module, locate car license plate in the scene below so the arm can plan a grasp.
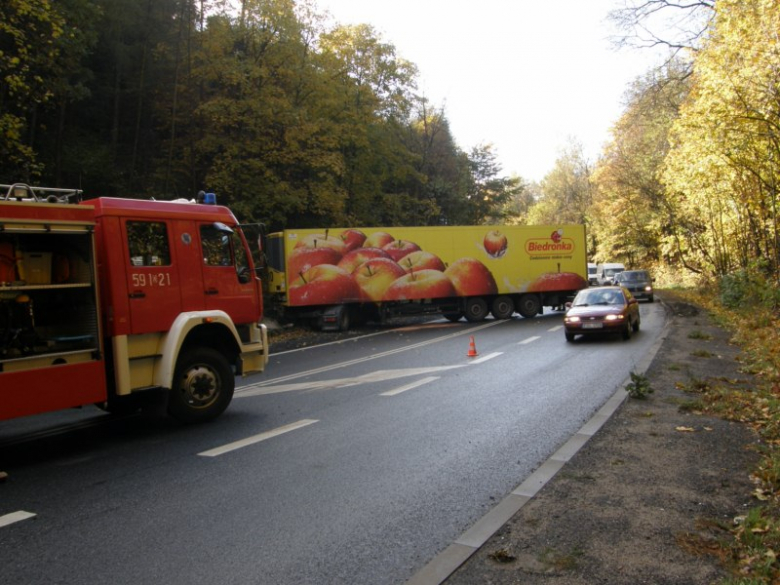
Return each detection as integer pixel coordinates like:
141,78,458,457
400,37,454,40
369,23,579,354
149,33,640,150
582,322,603,329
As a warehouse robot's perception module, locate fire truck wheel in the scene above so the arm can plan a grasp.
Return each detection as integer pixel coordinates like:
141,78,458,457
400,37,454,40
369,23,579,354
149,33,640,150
491,295,514,320
464,297,489,322
517,294,541,318
169,348,234,423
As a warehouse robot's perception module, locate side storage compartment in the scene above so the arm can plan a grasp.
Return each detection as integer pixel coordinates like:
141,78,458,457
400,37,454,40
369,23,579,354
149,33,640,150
0,217,107,420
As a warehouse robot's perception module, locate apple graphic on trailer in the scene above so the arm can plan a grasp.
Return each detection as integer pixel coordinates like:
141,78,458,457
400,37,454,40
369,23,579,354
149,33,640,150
337,247,390,273
382,239,422,262
383,269,456,301
352,257,406,302
364,231,395,249
339,229,367,252
288,264,360,306
528,271,588,292
295,230,348,255
444,257,499,296
484,230,508,258
398,250,446,273
287,243,342,278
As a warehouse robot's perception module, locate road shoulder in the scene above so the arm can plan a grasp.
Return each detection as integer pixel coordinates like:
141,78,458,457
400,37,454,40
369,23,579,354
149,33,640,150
444,291,761,584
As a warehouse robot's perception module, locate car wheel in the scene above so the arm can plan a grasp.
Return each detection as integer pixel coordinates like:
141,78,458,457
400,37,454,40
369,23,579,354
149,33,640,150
622,321,632,340
632,315,641,332
565,331,575,342
648,295,654,303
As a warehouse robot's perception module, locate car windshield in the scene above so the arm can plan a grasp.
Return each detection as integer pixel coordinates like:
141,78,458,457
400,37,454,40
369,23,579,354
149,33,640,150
573,289,624,306
622,271,647,281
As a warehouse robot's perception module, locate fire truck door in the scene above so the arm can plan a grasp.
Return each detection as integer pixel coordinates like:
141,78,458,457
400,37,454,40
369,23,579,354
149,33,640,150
124,219,181,333
199,223,259,324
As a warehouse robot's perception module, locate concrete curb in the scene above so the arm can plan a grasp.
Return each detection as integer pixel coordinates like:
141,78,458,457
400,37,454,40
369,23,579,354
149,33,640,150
406,301,672,585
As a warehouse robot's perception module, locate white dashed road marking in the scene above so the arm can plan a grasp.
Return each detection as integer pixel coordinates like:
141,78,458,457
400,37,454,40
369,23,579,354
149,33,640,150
381,376,440,397
198,419,319,457
467,352,503,365
0,511,36,528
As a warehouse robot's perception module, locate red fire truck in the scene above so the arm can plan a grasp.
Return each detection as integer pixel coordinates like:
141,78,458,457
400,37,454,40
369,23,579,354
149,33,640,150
0,183,269,423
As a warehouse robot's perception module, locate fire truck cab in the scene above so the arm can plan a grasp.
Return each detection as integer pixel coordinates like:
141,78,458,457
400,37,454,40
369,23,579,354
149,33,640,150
0,183,269,424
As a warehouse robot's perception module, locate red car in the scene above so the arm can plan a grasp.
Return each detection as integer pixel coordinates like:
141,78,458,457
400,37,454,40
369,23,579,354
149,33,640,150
563,286,640,342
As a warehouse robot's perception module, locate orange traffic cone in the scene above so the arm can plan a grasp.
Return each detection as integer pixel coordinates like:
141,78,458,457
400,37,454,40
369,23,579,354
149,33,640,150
467,336,478,357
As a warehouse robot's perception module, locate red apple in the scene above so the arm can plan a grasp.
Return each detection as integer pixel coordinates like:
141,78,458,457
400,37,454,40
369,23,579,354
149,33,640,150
444,257,499,296
352,257,406,302
364,231,395,249
337,247,390,273
483,230,508,258
528,271,588,292
383,269,457,301
398,250,446,273
294,230,347,255
339,229,367,252
287,244,342,278
382,239,421,262
288,264,361,306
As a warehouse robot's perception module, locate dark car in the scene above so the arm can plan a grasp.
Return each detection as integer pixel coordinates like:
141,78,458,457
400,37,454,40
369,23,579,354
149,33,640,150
563,286,641,342
613,270,654,302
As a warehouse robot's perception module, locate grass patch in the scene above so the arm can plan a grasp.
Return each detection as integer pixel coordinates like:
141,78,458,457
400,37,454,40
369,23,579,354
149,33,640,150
692,349,714,358
539,546,583,572
488,548,516,564
626,371,654,399
689,329,712,340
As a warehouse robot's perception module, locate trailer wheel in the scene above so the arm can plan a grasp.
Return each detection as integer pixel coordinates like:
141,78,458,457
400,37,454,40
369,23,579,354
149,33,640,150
517,294,541,318
443,312,463,322
464,297,489,322
168,347,234,423
491,295,514,319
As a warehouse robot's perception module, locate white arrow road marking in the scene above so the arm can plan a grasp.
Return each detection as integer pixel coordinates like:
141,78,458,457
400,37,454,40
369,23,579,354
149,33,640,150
468,352,503,365
380,376,440,397
198,419,319,457
0,511,36,528
238,319,503,393
237,365,467,397
519,336,541,345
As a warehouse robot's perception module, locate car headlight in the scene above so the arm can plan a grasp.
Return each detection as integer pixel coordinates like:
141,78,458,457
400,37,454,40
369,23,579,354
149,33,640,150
565,316,581,323
604,314,624,321
645,286,653,292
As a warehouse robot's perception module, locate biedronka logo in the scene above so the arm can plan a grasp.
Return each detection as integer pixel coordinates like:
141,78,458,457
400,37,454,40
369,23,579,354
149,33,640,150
524,229,575,256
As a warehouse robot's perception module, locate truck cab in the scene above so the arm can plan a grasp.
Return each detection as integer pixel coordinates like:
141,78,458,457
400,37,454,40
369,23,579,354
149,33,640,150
596,263,625,286
1,184,269,423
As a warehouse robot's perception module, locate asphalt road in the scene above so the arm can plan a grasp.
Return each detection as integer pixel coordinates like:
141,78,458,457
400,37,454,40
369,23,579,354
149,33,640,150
0,302,665,584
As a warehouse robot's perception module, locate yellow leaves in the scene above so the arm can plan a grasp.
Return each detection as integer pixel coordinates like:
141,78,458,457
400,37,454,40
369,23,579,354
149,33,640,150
753,488,771,501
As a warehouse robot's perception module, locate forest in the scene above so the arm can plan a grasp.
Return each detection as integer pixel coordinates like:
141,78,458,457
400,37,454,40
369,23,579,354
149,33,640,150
1,0,779,295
